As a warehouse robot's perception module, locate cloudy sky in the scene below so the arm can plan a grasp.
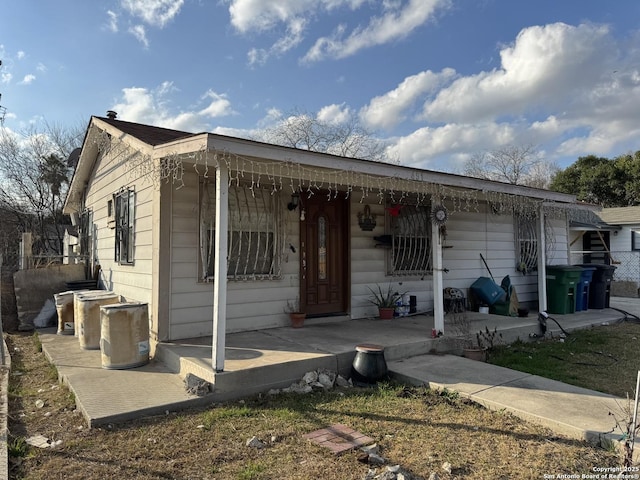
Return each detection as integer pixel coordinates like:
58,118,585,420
2,0,640,172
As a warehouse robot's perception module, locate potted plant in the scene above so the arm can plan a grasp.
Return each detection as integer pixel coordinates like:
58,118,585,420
475,326,503,360
447,310,485,360
285,298,306,328
367,284,405,320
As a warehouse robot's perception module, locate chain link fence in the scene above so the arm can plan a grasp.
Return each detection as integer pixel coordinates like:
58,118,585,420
570,250,640,297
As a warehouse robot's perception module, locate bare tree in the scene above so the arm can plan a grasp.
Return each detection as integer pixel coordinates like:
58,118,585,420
0,121,84,264
256,108,390,162
463,144,557,188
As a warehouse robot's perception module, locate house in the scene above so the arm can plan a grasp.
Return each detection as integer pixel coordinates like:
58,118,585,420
63,114,587,371
569,207,640,297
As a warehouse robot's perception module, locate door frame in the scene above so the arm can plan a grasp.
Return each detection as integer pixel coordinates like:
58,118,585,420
299,193,350,316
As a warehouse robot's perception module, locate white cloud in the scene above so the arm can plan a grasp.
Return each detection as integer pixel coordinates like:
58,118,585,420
36,63,46,73
1,73,12,84
129,25,149,48
422,23,615,123
387,122,517,169
302,0,449,63
111,82,234,132
360,68,456,130
317,103,351,124
199,90,235,118
19,74,35,85
16,51,25,60
229,0,424,65
106,10,119,33
120,0,184,27
380,21,640,171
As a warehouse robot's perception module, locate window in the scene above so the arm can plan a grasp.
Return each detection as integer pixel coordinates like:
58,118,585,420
632,230,640,251
79,209,93,256
516,216,538,273
200,183,281,281
388,204,431,275
115,188,135,264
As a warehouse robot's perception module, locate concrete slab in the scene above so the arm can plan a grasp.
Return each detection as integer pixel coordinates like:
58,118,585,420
39,330,212,427
34,300,634,439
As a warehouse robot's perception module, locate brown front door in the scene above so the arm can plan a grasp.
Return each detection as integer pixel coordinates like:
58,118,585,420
301,194,349,316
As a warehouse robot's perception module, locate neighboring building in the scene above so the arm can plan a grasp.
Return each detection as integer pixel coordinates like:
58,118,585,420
63,115,586,371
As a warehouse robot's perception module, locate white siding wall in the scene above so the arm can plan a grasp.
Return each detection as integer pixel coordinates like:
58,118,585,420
169,171,300,339
441,202,569,309
350,200,433,318
166,176,571,338
84,151,154,306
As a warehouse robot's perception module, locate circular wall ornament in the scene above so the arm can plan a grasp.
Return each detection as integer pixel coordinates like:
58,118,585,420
431,205,448,225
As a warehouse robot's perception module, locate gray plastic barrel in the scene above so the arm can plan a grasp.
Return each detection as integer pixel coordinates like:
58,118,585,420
76,292,121,350
100,302,150,370
54,291,76,335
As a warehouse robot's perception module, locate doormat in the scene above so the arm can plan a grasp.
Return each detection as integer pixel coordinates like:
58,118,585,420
302,424,374,455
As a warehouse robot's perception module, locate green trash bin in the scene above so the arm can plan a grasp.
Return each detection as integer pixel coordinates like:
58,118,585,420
546,265,583,314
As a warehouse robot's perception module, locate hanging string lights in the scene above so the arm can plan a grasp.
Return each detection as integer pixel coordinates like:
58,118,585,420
82,128,591,223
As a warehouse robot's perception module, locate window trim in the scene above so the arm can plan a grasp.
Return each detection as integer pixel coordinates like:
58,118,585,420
114,187,135,265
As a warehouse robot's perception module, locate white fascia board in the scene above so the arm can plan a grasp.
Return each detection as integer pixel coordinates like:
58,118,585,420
153,132,578,204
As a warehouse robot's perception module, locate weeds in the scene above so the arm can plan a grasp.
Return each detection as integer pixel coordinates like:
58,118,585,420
8,436,28,458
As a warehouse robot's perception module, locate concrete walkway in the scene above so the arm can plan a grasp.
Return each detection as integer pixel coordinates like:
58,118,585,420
389,354,628,446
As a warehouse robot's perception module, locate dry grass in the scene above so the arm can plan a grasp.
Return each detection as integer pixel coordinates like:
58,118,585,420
6,331,620,480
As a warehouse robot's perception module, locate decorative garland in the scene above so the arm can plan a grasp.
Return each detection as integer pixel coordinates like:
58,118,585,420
78,127,591,223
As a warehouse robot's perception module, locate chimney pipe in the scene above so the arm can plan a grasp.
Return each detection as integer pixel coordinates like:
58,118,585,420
106,110,117,119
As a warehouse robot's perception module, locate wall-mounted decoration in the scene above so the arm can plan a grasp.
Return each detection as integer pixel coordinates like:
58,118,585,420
357,204,377,231
431,204,448,226
385,204,403,217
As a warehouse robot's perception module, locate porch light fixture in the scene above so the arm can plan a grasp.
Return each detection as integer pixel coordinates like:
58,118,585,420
288,193,300,211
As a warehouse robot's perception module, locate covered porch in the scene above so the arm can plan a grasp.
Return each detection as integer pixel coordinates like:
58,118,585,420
39,303,631,427
154,305,628,399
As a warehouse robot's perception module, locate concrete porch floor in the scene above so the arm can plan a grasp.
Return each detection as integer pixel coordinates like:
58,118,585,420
38,300,639,428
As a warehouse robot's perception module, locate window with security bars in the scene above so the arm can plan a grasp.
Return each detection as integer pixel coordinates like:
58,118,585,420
632,231,640,251
516,216,538,273
200,183,281,281
115,188,135,265
79,208,92,256
388,205,432,275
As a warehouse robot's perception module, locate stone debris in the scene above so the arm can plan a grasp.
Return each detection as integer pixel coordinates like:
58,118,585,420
35,399,45,409
270,368,352,396
441,462,452,474
26,435,62,449
246,436,266,449
357,446,425,480
428,474,440,480
184,373,212,396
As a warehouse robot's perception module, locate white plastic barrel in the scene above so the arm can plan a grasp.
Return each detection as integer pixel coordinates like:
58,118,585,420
100,302,150,370
72,289,96,337
76,292,121,350
54,291,75,335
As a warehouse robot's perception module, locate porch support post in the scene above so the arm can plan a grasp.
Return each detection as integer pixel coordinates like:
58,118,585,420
432,222,445,333
537,204,547,313
212,162,229,372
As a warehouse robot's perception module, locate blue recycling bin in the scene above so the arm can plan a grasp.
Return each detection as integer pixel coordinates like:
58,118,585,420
579,264,617,309
575,266,595,312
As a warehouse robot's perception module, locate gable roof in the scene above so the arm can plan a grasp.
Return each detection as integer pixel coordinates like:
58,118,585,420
597,206,640,225
97,116,197,146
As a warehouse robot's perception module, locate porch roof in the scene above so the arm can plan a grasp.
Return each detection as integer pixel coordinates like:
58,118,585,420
64,116,581,215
